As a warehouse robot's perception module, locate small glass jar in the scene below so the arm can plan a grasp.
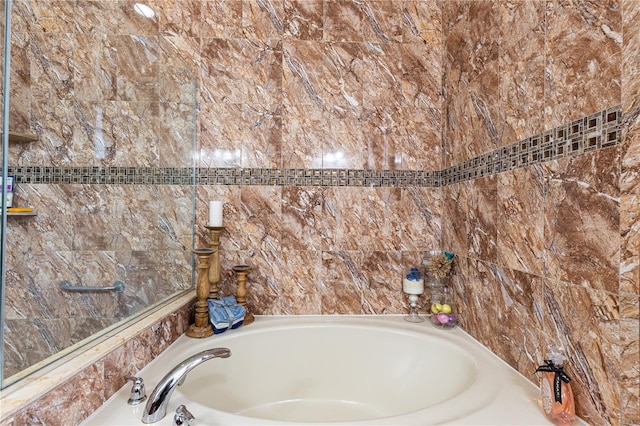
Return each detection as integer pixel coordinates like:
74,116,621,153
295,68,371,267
428,284,457,328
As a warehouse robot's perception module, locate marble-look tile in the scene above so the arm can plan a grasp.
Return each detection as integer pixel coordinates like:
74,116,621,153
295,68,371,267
112,185,160,251
442,0,499,83
323,0,363,43
4,362,106,426
541,279,621,425
401,0,441,45
498,0,545,146
452,258,503,352
621,0,640,301
201,0,243,38
280,186,324,251
442,0,499,166
117,0,160,36
497,165,546,275
323,186,401,251
360,0,403,43
360,250,405,314
71,185,117,250
268,250,322,315
202,37,283,106
195,185,243,250
240,104,283,168
242,0,284,40
115,249,191,317
72,101,118,165
322,42,364,111
28,100,78,165
113,101,160,167
441,182,468,256
321,186,362,251
29,33,75,100
361,43,404,109
158,0,202,38
222,250,286,314
283,0,323,41
68,250,120,314
544,147,620,292
442,74,500,165
489,266,545,382
321,106,364,169
398,187,441,252
197,103,243,168
544,0,622,129
17,184,75,251
158,102,195,167
158,36,200,103
358,187,402,251
361,107,402,170
401,41,442,112
73,34,118,102
73,0,119,35
6,1,31,131
239,185,283,250
28,0,77,34
466,175,497,262
116,35,161,102
157,185,194,251
622,0,640,133
320,250,367,314
281,103,324,168
282,41,324,107
619,293,639,426
620,190,639,295
396,106,442,170
4,318,55,375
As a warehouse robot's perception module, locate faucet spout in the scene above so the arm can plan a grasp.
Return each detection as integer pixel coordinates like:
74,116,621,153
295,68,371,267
142,347,231,424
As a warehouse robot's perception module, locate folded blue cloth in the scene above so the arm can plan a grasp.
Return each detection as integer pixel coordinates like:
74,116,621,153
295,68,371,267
208,296,245,334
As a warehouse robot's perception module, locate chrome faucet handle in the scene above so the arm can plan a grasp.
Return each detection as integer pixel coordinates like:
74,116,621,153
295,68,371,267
125,376,147,405
173,405,195,426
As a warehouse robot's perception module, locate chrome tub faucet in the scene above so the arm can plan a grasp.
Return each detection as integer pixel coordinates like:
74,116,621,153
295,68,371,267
142,348,231,424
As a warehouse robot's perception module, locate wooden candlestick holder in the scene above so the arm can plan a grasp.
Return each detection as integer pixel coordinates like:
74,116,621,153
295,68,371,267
204,225,224,300
232,264,254,326
186,248,215,338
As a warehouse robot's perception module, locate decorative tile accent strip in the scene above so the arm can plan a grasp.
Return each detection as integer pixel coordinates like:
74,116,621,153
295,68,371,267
440,105,621,185
5,106,621,188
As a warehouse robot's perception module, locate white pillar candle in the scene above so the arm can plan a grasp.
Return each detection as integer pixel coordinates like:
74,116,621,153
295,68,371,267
403,277,424,295
209,201,223,226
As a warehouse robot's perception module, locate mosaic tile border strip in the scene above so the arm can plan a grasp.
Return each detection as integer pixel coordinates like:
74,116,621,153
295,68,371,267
441,105,622,185
6,106,621,188
6,166,439,187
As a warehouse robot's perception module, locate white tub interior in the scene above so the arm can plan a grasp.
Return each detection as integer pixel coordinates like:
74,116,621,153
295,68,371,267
83,316,588,425
181,324,477,422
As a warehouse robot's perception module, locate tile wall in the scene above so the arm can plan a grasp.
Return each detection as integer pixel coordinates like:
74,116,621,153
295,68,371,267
441,1,638,425
1,1,638,425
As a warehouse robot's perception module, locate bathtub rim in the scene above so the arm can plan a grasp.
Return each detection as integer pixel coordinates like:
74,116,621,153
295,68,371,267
0,291,195,421
95,314,543,426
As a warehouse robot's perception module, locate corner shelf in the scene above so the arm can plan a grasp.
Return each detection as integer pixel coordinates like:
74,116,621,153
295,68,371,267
4,131,38,143
6,210,37,217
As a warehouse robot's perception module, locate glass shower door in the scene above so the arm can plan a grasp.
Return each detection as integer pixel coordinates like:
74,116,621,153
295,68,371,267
0,0,10,386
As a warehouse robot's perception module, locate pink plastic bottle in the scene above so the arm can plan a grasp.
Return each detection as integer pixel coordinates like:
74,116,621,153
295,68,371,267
536,345,576,426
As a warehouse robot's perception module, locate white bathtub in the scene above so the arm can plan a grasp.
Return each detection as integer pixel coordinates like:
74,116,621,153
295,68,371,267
84,316,582,425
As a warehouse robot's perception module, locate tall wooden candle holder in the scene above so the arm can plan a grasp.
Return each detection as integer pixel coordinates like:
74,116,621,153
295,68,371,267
232,264,254,326
186,248,215,338
204,225,224,300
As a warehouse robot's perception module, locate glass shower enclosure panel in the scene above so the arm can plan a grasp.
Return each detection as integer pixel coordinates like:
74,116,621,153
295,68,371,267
1,0,197,387
1,0,10,386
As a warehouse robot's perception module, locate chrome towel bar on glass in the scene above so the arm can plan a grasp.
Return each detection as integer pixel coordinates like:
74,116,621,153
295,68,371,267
59,280,125,293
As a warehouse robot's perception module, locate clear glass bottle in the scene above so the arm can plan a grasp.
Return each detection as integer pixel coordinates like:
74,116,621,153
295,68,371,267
536,345,575,426
428,283,457,328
